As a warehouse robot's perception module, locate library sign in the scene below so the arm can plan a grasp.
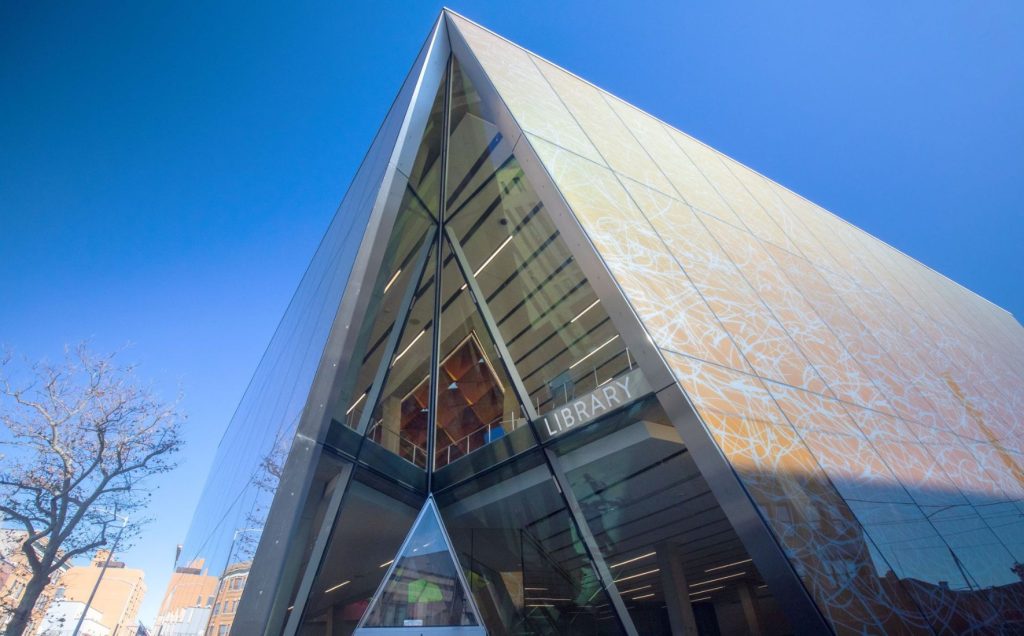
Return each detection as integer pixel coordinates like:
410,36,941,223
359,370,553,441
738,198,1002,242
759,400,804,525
538,367,651,442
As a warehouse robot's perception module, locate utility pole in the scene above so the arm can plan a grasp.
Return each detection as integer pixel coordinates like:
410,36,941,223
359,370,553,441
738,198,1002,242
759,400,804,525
73,512,129,636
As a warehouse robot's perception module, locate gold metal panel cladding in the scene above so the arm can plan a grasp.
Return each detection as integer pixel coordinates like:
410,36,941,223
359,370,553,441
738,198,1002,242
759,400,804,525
449,11,1024,634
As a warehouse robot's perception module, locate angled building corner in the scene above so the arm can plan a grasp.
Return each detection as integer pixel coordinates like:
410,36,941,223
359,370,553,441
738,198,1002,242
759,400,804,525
175,9,1024,636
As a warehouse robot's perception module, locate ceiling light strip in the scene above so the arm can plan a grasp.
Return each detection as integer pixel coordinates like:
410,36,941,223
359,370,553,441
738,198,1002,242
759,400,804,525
383,268,402,294
323,580,350,594
612,567,659,583
392,330,426,364
609,551,656,569
345,391,368,415
474,235,513,276
690,571,746,588
704,558,752,573
570,299,600,323
569,335,619,370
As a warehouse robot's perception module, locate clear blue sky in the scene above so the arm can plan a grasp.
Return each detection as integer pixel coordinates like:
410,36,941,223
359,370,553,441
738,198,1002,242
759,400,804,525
2,0,1021,625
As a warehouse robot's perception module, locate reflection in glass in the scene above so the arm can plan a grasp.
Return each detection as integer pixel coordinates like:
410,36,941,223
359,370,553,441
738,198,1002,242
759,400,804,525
360,499,479,628
444,57,633,424
436,451,623,635
551,398,788,635
433,238,525,469
334,62,446,434
362,239,437,469
294,470,422,635
337,204,436,433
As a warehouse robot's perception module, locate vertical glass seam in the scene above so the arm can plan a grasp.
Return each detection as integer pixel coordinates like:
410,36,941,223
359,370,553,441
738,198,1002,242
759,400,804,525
427,54,454,484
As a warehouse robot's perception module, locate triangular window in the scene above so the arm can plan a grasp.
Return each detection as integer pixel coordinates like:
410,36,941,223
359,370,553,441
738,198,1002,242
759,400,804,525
357,498,482,631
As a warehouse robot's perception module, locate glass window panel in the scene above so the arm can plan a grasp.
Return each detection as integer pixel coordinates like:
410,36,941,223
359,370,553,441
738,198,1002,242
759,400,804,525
294,470,423,635
550,398,790,636
436,451,624,635
336,203,436,432
332,66,446,431
444,58,633,423
433,238,526,469
362,238,437,470
361,500,479,628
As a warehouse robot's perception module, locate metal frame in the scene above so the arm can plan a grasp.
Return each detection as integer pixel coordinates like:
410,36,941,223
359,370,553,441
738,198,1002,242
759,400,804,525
426,55,453,490
280,228,437,636
444,10,833,635
443,213,638,634
233,15,451,636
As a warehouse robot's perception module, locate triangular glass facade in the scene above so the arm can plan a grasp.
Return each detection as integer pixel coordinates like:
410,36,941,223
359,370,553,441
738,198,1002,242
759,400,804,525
358,499,481,631
332,56,637,480
289,47,663,636
173,10,1024,636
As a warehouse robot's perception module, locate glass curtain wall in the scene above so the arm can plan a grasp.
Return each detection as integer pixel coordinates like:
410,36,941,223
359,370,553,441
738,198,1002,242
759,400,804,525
290,52,789,636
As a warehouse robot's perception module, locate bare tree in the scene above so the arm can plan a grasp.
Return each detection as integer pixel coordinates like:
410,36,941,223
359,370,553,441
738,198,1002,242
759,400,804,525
0,344,184,636
236,429,289,563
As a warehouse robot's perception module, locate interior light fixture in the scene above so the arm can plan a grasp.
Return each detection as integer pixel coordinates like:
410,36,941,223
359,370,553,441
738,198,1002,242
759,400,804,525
570,299,600,323
392,330,426,363
609,551,656,569
379,559,394,568
475,235,513,276
690,595,711,602
633,593,655,600
613,567,659,583
690,571,746,588
324,580,350,594
690,586,724,595
345,392,367,416
569,335,619,370
618,584,651,595
460,235,514,291
524,597,571,602
704,558,752,573
383,269,402,294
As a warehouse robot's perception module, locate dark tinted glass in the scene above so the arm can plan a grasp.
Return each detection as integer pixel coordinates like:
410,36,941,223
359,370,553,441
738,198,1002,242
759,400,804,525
293,470,422,635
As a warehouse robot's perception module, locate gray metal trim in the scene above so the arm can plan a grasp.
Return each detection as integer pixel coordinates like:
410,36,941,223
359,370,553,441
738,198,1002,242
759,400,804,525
654,384,830,634
426,55,453,482
233,15,452,636
280,461,353,636
445,12,832,635
544,448,639,636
